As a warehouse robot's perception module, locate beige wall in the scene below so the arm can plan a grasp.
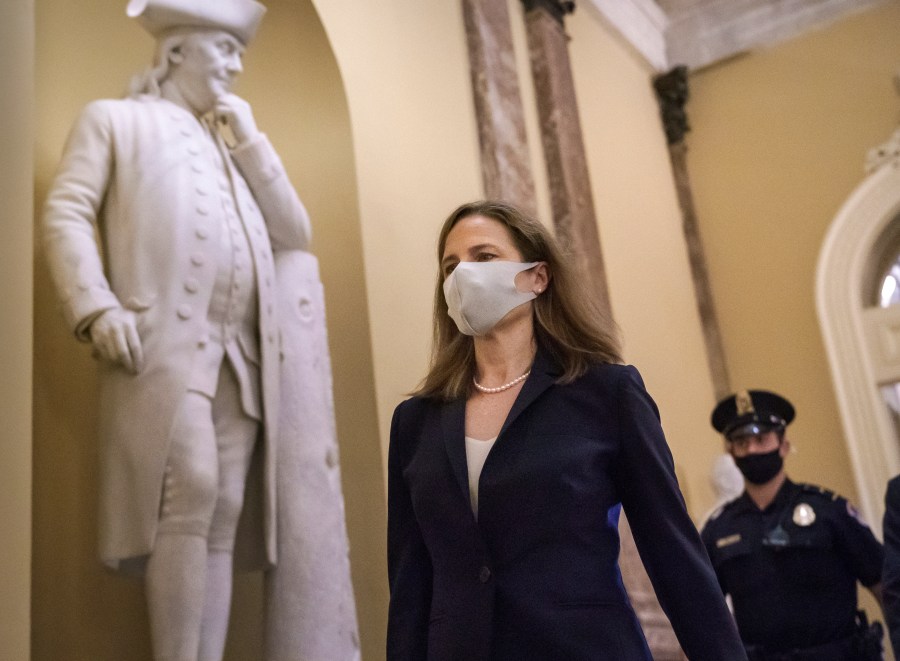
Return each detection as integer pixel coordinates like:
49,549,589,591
687,2,900,508
311,1,485,472
0,1,33,659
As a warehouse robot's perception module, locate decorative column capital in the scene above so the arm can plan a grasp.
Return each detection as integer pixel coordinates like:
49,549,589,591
653,65,691,145
521,0,575,24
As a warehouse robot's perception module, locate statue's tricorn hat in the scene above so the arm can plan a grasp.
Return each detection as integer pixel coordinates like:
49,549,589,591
127,0,266,45
711,389,795,441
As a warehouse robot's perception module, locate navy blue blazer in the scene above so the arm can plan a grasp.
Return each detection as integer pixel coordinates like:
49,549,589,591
387,349,746,660
884,475,900,655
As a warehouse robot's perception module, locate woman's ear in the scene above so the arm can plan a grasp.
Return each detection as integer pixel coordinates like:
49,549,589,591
533,262,550,294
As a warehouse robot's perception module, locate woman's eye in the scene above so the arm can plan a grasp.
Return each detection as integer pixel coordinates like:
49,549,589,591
475,253,496,262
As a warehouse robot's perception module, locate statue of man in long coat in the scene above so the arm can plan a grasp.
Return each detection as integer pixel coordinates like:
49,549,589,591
41,1,311,658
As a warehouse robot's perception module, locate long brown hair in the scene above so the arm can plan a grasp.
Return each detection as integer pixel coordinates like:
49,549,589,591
413,201,622,400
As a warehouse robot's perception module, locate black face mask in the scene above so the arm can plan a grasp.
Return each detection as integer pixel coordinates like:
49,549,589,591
734,447,784,485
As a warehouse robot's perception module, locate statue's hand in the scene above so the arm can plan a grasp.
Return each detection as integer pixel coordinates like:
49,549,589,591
214,94,260,146
89,307,144,374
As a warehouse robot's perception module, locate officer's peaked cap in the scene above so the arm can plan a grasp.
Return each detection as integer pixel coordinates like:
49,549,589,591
711,389,795,439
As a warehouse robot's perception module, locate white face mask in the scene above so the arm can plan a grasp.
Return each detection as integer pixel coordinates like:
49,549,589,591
443,261,539,336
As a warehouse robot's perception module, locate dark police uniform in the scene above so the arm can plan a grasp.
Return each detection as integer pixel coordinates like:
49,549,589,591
702,389,884,660
702,480,882,659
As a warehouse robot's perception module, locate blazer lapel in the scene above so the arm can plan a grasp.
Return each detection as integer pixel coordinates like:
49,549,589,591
440,347,561,501
440,397,470,501
497,347,559,441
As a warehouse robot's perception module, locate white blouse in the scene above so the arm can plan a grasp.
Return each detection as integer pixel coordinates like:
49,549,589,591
464,436,497,517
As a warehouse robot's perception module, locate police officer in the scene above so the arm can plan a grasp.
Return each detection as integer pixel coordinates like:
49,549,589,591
701,389,885,660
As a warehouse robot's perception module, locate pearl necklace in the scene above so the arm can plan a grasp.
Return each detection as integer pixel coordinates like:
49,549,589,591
473,370,531,394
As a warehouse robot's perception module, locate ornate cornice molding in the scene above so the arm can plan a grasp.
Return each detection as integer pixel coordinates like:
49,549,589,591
587,0,669,72
666,0,889,71
588,0,890,72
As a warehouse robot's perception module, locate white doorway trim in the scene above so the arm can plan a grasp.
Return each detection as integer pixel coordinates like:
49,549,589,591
816,133,900,536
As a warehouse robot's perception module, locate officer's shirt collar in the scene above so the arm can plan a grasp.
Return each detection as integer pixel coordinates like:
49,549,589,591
733,477,800,515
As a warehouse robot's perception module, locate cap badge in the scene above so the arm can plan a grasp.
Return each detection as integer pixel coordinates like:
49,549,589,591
735,390,755,416
792,502,816,527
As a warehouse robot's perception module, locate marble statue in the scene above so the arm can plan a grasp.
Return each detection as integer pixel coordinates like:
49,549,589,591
41,1,358,659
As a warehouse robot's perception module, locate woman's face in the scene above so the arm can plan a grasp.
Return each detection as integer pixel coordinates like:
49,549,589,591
441,214,548,334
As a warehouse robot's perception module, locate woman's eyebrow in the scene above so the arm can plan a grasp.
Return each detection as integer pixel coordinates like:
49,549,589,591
467,242,499,254
441,242,501,269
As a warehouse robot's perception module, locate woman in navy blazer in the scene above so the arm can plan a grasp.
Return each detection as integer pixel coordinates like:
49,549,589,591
387,201,746,660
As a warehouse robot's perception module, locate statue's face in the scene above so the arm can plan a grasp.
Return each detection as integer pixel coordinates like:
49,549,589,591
170,30,245,113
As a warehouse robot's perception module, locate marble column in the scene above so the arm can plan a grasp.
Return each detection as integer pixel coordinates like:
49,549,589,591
653,66,731,401
521,0,611,318
461,0,537,214
521,3,681,657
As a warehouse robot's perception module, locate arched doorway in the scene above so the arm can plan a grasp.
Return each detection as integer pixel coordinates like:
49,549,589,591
816,126,900,534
